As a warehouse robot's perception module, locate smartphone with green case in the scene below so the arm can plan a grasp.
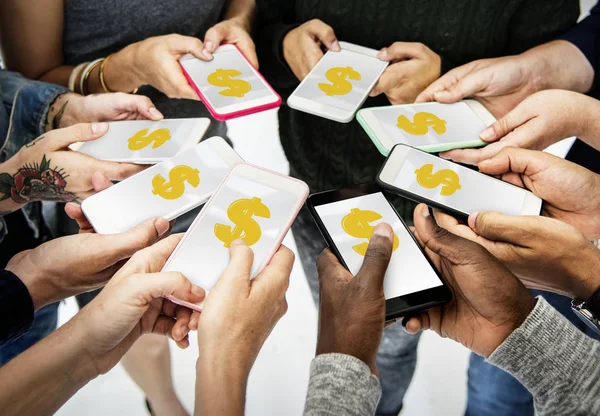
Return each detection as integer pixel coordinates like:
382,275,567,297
357,100,495,156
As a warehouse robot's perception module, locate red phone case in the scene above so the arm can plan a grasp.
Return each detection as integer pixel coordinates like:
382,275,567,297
180,45,281,121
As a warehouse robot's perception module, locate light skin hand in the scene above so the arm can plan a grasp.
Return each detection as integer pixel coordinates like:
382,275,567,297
5,215,171,310
370,42,441,104
195,241,294,416
476,147,600,240
432,209,600,300
0,123,145,212
282,19,341,81
405,204,536,358
316,223,394,376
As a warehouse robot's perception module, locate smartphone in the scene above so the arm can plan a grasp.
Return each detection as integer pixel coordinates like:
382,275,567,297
377,144,543,217
287,41,389,123
81,137,242,234
307,183,451,319
179,44,281,121
70,118,211,164
162,163,309,311
357,101,495,156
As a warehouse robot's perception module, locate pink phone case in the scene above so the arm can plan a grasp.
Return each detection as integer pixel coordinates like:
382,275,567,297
180,45,282,121
163,162,309,311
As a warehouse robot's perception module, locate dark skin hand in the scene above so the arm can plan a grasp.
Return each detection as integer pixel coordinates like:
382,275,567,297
316,223,394,376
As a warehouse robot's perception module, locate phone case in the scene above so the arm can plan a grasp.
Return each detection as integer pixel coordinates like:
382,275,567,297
163,163,309,311
180,45,281,121
357,104,489,156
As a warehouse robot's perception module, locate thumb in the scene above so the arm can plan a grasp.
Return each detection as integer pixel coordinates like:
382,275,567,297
355,223,394,295
204,24,227,55
91,171,113,192
402,312,430,334
53,122,109,149
124,271,206,305
468,211,537,245
219,239,254,286
104,217,170,260
479,102,534,143
433,72,488,104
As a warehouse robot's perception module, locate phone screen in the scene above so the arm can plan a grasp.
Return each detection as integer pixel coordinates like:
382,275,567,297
76,119,209,162
391,148,529,215
163,172,303,290
83,139,238,234
374,102,487,147
181,50,274,110
293,49,387,111
314,192,443,299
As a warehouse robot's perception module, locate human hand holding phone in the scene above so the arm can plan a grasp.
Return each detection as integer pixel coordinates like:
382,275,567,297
194,241,294,415
315,223,394,376
477,147,600,240
203,17,258,67
406,204,536,358
433,210,600,300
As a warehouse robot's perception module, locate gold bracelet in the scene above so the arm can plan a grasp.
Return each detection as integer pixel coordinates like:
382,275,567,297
100,53,139,95
80,58,103,95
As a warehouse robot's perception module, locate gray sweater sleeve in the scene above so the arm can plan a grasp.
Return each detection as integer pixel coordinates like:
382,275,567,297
488,297,600,415
303,353,381,416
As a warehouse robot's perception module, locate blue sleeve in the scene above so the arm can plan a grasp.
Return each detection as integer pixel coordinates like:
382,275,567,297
0,269,35,346
560,4,600,76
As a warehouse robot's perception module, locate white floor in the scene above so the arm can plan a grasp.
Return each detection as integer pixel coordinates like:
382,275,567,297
56,109,471,416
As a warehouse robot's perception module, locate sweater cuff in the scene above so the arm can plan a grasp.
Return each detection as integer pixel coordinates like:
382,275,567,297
304,353,381,416
488,297,600,411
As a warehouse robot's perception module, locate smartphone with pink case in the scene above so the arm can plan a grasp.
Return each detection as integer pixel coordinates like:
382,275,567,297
162,163,308,311
179,44,281,121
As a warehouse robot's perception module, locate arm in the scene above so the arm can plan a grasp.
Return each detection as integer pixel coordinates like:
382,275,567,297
488,297,600,415
223,0,255,29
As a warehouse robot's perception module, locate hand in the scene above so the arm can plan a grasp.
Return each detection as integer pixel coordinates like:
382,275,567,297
0,123,145,206
476,147,600,240
64,172,114,233
432,210,600,300
370,42,441,104
282,19,341,81
204,18,258,68
73,234,205,375
109,34,209,100
51,92,164,131
194,241,294,414
406,204,536,357
315,223,394,375
5,215,171,310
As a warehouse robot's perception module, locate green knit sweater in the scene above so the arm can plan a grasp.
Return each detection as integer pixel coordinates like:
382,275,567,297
256,0,579,217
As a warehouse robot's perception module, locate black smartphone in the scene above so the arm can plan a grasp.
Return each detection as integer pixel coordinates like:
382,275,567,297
376,144,542,219
307,183,451,320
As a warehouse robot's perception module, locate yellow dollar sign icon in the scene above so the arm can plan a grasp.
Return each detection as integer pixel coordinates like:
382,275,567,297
151,165,200,200
414,163,461,196
207,68,252,98
214,197,271,247
397,112,447,136
127,128,172,150
318,66,362,96
341,208,399,256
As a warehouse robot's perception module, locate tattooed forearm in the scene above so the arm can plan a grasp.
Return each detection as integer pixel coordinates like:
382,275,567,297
0,155,76,205
52,100,69,130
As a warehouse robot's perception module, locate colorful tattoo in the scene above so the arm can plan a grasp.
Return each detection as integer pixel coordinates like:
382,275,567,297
52,100,69,130
0,156,76,204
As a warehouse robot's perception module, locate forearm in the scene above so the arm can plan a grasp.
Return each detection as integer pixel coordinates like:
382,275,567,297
224,0,256,29
488,297,600,415
0,318,98,415
523,40,594,94
194,357,247,415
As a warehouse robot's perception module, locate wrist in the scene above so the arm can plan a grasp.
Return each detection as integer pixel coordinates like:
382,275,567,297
46,93,78,131
105,46,143,92
484,296,537,358
6,255,55,311
570,248,600,300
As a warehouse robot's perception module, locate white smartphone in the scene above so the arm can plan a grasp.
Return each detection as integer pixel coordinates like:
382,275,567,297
70,118,210,164
377,144,542,217
162,163,309,311
179,44,281,121
357,100,496,155
81,137,242,234
287,41,389,123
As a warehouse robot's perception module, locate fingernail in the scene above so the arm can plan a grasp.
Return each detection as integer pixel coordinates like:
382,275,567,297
480,127,495,141
202,49,213,60
433,91,448,100
439,152,450,159
468,212,479,229
91,122,109,135
155,217,170,237
149,107,163,119
331,41,341,51
378,48,388,60
422,206,430,218
205,41,214,52
192,285,205,297
373,223,393,241
230,239,247,246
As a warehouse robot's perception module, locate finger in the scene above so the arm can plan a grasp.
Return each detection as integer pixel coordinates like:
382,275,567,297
355,223,394,294
369,66,399,97
117,93,163,120
220,239,255,286
468,211,537,246
378,42,428,62
302,42,325,78
252,245,295,291
479,102,536,143
403,313,429,334
150,315,191,348
51,122,109,149
415,61,478,103
236,39,259,68
91,171,113,192
188,311,200,331
478,146,553,176
309,21,340,51
130,271,205,304
204,24,227,57
103,217,171,261
172,305,192,341
169,34,207,60
440,141,507,166
316,248,352,289
64,203,94,232
93,160,146,182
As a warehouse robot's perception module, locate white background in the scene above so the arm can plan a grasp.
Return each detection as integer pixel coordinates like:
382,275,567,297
315,192,443,299
55,1,593,413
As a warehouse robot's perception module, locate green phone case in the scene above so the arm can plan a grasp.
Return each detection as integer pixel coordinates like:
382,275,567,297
356,106,488,156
